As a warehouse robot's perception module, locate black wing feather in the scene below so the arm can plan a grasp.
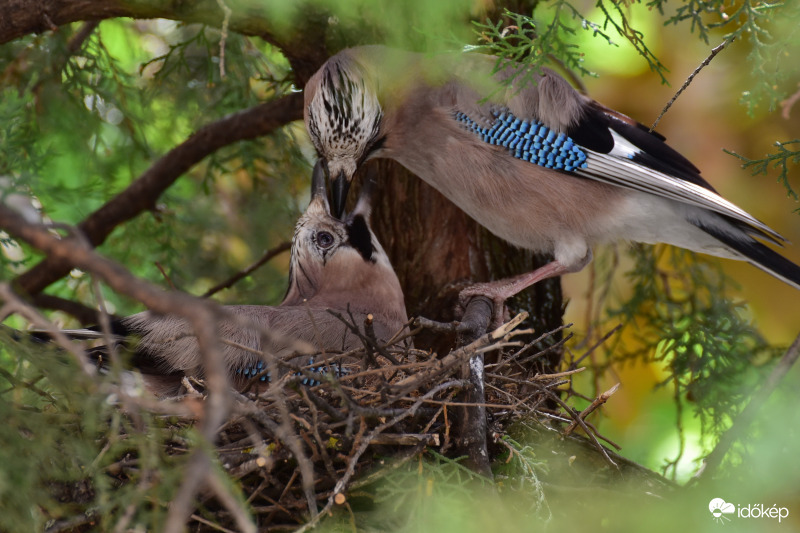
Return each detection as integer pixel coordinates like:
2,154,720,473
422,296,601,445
692,218,800,289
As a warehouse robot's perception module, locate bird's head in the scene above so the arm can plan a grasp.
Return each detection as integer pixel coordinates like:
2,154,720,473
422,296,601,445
283,160,398,307
305,52,384,219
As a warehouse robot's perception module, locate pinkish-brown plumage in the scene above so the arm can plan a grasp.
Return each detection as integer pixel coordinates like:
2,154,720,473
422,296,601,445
121,163,407,397
305,45,800,301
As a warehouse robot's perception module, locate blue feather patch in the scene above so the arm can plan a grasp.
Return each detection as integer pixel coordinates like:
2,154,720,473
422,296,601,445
454,110,588,171
237,359,271,382
236,357,346,386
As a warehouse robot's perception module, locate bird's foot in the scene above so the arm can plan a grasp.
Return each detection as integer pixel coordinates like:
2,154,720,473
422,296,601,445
458,283,512,331
457,261,571,329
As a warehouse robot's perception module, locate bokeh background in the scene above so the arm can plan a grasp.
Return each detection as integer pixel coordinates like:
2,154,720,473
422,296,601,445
1,0,799,530
560,1,800,481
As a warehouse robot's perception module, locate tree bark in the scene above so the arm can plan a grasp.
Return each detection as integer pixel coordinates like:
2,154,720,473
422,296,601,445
368,160,564,364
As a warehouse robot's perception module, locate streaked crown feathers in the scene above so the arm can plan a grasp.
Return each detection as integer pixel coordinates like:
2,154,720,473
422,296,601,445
306,56,383,177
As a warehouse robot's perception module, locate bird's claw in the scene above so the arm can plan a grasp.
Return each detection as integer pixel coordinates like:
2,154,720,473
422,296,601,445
458,284,511,331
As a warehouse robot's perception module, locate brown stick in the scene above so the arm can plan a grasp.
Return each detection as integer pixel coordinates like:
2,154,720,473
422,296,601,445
563,382,620,436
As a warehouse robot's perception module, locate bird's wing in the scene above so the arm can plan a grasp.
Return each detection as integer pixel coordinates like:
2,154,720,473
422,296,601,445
570,103,783,243
121,306,369,374
453,74,783,244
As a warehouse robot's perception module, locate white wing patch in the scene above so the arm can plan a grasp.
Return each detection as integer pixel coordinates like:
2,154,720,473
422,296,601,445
579,131,784,243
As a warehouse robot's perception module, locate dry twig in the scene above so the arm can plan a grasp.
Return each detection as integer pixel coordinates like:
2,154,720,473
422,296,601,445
651,37,733,131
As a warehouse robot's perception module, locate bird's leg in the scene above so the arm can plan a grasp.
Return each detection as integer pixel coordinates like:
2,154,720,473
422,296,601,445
458,260,572,328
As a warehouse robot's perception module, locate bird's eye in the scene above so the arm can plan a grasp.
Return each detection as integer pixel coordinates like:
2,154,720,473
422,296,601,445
316,231,335,249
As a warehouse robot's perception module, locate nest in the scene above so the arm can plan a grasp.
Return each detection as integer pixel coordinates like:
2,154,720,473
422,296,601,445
167,311,616,530
34,305,624,533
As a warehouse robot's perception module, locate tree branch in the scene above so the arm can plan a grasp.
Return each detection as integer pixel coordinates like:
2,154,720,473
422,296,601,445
0,0,266,45
0,0,330,83
13,92,303,297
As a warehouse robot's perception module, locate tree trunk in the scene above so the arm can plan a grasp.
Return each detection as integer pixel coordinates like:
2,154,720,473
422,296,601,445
367,160,565,369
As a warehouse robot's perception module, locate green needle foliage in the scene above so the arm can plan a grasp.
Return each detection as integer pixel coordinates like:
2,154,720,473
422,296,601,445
603,245,778,469
726,140,800,204
0,331,190,531
1,0,799,530
473,2,665,84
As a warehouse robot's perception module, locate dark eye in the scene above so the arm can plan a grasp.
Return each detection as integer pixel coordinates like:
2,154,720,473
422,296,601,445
316,231,335,249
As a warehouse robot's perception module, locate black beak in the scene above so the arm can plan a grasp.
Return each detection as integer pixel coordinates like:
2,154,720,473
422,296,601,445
331,171,350,220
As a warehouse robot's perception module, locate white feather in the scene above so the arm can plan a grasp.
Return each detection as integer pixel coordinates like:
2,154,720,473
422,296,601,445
581,135,783,243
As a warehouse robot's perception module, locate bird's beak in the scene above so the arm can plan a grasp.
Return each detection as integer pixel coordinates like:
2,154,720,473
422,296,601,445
331,171,351,220
310,160,331,212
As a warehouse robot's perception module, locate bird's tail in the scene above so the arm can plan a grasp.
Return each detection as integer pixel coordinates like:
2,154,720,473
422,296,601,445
693,219,800,290
1,323,186,396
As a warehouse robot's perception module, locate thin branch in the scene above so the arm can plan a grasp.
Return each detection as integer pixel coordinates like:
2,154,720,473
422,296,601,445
563,382,620,436
571,324,622,368
215,0,232,78
201,241,291,298
651,37,733,131
532,382,619,465
13,92,303,297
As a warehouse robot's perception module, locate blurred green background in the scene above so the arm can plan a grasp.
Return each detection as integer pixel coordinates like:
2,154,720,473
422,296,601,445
1,0,799,530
